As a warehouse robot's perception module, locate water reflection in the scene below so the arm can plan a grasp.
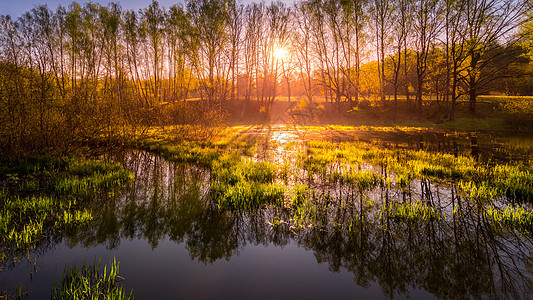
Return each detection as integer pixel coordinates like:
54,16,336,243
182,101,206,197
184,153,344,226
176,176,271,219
52,151,533,299
318,128,533,163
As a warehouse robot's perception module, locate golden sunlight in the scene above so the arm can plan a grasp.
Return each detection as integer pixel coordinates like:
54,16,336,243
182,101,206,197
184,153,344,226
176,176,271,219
273,46,288,60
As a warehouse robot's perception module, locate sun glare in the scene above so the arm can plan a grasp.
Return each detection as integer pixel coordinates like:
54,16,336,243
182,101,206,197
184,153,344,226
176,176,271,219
273,46,288,60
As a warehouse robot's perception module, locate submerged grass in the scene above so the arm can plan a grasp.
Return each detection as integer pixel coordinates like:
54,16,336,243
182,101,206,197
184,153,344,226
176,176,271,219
51,159,134,195
304,138,533,203
485,205,533,235
51,257,134,300
131,126,259,166
0,193,94,251
385,201,443,222
211,152,284,209
0,157,133,255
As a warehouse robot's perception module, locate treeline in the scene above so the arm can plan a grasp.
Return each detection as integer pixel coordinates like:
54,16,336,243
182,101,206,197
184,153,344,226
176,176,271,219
0,0,532,153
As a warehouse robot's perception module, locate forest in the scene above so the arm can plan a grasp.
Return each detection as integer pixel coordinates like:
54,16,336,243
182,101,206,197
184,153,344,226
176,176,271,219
1,0,533,299
1,0,532,154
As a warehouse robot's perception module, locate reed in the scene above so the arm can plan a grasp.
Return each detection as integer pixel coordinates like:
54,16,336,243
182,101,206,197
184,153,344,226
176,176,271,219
1,157,132,252
485,205,533,235
211,152,283,209
51,159,134,195
51,257,134,300
385,201,443,222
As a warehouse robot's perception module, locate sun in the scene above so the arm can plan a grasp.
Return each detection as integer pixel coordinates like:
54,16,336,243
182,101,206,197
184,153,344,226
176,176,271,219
273,46,288,60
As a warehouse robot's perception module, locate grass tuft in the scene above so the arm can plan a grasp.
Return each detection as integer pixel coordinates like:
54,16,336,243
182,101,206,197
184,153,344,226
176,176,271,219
51,257,134,300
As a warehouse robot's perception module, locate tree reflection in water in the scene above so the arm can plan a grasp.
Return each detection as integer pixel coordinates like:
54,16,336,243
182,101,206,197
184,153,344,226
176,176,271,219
60,151,532,299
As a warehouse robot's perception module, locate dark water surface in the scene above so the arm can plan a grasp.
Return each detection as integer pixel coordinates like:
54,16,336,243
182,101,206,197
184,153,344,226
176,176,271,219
1,150,532,299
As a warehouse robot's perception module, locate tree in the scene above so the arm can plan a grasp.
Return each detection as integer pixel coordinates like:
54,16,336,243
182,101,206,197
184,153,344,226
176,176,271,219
187,0,231,109
461,0,529,113
412,0,442,116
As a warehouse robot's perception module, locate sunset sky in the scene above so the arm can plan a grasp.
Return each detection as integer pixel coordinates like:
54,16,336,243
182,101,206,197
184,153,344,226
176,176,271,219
0,0,263,17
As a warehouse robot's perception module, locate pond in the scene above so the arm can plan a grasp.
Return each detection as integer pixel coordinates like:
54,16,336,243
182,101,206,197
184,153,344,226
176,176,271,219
1,127,533,299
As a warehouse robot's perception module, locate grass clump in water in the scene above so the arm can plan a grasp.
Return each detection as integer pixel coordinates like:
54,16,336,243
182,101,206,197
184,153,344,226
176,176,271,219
385,201,443,222
288,184,336,230
485,205,533,235
51,257,134,300
211,152,284,209
331,169,383,191
212,181,284,209
0,193,93,251
51,159,134,195
131,126,260,166
305,138,533,203
0,156,132,256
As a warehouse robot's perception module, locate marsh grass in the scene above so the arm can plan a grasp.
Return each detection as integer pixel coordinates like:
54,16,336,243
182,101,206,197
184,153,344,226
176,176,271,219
1,157,132,254
211,152,284,209
286,184,341,230
485,205,533,235
385,201,443,222
331,169,383,190
305,139,533,203
51,159,134,195
0,193,94,250
131,126,260,166
51,257,133,300
212,181,284,209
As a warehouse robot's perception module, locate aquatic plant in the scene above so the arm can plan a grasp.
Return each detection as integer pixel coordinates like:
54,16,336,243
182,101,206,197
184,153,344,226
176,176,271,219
131,126,261,167
0,194,94,250
51,257,134,300
385,201,443,222
211,152,283,209
304,137,533,203
51,159,134,195
485,205,533,235
331,169,383,191
491,164,533,202
458,181,500,204
212,181,284,209
0,157,132,254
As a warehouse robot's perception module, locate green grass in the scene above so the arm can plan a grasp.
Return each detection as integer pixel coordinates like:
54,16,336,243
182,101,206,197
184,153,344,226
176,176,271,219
485,205,533,235
210,152,284,209
0,194,93,250
51,257,134,300
212,181,284,209
331,169,383,191
51,159,134,195
130,126,260,166
303,139,533,203
385,201,443,222
0,157,133,255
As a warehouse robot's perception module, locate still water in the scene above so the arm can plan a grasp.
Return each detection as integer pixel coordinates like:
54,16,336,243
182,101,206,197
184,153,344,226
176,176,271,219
1,149,532,299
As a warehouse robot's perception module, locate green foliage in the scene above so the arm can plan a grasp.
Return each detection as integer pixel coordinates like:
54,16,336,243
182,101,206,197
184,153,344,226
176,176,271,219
385,201,443,222
331,169,383,191
485,205,533,235
211,152,283,209
51,258,134,300
0,157,132,252
212,181,284,209
0,194,92,250
500,97,533,129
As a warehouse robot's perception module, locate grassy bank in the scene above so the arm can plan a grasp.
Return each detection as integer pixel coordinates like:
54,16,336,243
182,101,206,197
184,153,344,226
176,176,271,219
0,156,134,260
